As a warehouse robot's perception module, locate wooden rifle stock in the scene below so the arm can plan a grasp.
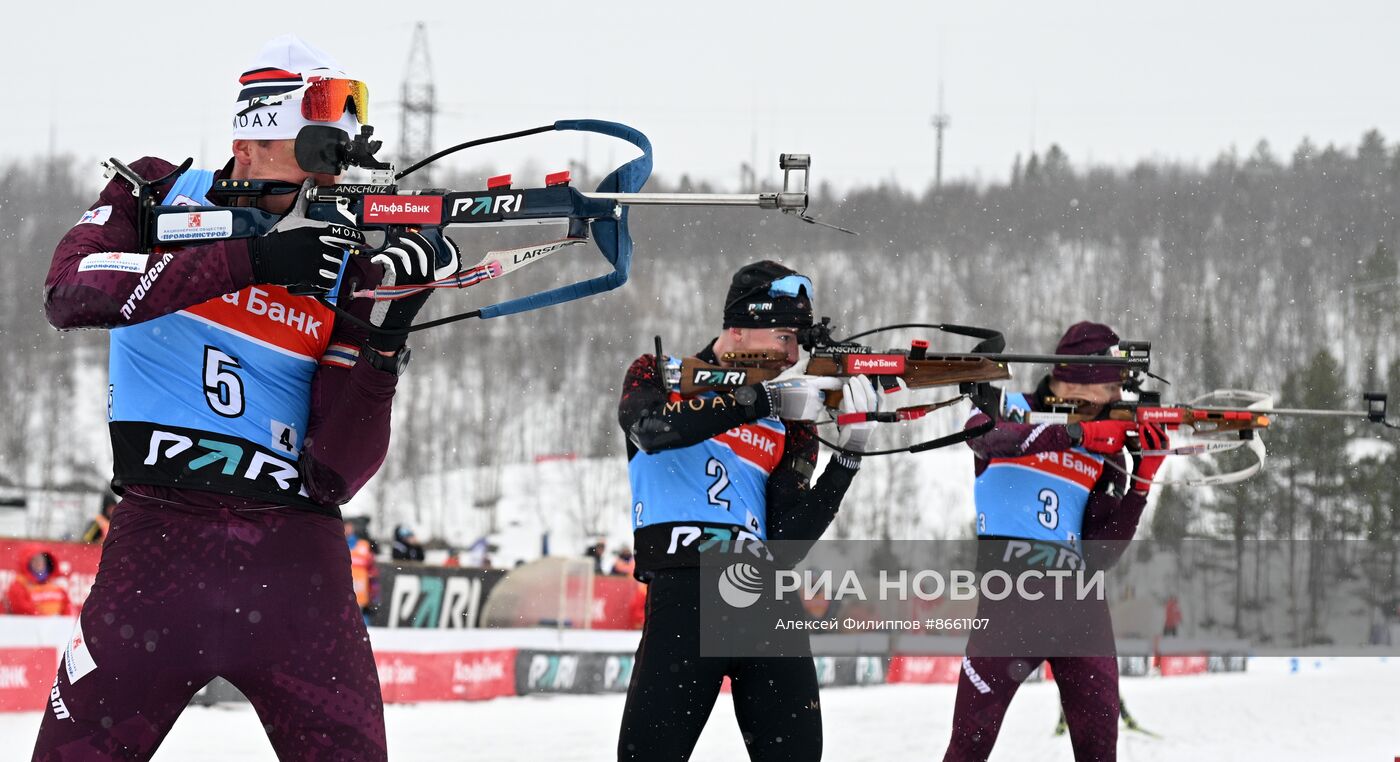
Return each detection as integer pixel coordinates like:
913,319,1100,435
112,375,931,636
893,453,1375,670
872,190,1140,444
805,354,1010,407
677,357,780,395
678,350,1011,407
1044,398,1272,433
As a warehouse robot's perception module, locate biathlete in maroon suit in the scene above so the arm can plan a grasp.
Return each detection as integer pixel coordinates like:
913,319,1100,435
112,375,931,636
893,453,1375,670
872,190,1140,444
942,322,1167,762
32,35,456,762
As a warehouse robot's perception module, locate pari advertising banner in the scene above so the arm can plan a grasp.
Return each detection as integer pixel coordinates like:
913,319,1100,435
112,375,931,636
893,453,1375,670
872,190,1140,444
370,565,505,629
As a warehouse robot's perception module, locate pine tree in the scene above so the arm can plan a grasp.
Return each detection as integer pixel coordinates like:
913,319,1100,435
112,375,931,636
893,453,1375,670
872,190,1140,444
1357,129,1388,182
1149,486,1192,549
1293,350,1348,643
1356,243,1398,347
1199,305,1225,393
1292,136,1316,170
1043,145,1071,181
1247,139,1280,174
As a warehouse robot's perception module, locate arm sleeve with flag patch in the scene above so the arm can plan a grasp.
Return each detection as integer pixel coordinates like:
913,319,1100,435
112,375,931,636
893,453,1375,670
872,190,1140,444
300,258,399,505
964,411,1077,475
766,423,859,566
1081,455,1148,569
44,156,255,329
618,354,773,455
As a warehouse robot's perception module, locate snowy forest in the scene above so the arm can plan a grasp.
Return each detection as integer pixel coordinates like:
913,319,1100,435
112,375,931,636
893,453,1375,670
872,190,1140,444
2,132,1397,613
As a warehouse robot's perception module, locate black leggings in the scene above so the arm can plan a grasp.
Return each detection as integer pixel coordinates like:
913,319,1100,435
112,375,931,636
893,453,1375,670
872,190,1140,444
617,569,823,761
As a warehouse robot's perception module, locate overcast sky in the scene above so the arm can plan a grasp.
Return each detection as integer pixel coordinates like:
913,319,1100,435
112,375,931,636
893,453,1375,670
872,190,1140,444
9,1,1400,191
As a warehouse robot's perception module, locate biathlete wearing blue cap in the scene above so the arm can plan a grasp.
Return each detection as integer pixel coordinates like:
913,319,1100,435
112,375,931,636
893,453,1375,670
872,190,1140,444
616,261,880,762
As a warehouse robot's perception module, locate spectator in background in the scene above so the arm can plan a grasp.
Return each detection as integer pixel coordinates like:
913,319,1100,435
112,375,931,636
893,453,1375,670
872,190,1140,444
1163,595,1182,637
610,545,636,577
585,538,607,575
391,525,426,562
80,492,119,544
349,515,380,556
4,547,74,616
463,537,500,568
345,520,379,626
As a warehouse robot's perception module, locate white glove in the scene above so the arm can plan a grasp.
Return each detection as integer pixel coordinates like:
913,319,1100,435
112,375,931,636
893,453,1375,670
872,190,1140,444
836,374,881,452
763,375,842,421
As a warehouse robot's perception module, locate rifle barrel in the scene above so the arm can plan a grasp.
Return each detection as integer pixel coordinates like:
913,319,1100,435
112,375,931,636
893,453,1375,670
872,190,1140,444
970,352,1147,367
580,191,808,210
1241,407,1370,418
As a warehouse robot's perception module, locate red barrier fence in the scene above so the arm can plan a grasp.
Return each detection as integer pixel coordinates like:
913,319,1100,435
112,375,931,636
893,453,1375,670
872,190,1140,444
374,649,517,703
0,648,56,712
1158,654,1210,677
887,655,963,684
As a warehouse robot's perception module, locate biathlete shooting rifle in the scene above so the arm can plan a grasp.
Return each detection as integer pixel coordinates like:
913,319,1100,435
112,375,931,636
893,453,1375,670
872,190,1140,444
102,120,849,334
668,316,1154,456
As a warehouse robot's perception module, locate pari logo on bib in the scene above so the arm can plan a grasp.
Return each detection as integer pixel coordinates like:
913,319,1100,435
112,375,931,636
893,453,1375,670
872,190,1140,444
232,34,364,142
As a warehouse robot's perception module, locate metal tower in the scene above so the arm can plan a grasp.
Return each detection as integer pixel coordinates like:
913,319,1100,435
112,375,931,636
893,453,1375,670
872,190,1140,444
930,81,950,191
399,22,437,184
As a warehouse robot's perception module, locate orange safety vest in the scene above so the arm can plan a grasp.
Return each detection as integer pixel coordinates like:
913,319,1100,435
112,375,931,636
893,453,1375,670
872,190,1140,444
5,578,72,616
349,538,376,608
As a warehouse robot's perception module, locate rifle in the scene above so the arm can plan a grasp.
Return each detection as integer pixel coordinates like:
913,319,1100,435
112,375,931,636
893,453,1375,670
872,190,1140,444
102,120,849,335
667,317,1154,455
1015,388,1396,487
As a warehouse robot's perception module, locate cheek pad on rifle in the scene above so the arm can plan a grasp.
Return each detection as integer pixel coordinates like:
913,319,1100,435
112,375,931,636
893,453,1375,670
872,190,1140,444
294,126,349,175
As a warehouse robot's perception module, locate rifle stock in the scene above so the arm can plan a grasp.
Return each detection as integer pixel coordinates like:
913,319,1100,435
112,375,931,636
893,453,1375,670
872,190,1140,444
676,351,1011,407
659,319,1143,456
1041,399,1272,434
677,358,780,396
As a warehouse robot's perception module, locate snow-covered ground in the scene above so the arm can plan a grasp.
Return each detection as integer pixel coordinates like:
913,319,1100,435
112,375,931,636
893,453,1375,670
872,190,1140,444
2,657,1396,760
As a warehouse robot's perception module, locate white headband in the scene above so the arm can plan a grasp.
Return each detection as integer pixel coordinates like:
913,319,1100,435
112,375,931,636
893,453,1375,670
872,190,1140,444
234,35,359,140
231,99,359,141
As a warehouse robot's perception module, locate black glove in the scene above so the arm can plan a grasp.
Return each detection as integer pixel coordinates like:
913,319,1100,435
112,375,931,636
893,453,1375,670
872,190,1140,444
366,229,460,350
249,180,367,292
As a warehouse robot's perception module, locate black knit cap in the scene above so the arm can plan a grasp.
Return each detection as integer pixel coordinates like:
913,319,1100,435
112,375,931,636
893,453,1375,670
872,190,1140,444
1051,321,1124,384
722,260,814,329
